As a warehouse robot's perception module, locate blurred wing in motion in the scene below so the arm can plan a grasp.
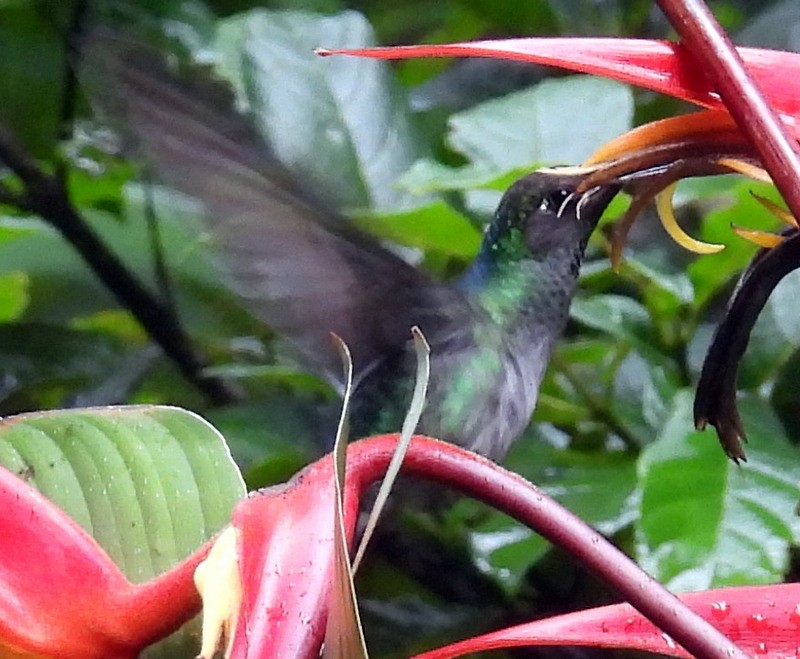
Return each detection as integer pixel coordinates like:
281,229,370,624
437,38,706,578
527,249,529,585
83,34,465,382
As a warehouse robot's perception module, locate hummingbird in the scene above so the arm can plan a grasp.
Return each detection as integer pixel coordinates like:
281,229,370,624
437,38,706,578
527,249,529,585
92,38,619,461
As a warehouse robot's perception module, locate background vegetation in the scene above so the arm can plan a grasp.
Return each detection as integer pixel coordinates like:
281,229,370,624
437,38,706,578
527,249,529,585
2,0,800,655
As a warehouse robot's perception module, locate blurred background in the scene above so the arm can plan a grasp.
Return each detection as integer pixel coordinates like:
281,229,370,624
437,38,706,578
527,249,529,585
1,0,800,656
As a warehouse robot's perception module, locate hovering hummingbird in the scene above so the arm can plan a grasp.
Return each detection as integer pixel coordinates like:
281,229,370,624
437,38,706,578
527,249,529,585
92,39,619,461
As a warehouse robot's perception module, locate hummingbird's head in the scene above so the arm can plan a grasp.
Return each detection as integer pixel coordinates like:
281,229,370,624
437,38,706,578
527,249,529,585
492,171,620,259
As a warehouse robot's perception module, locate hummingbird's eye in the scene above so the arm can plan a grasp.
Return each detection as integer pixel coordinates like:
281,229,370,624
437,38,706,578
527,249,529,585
538,189,572,213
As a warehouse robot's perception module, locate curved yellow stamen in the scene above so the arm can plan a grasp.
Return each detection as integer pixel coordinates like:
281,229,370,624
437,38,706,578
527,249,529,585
655,183,725,255
732,226,785,248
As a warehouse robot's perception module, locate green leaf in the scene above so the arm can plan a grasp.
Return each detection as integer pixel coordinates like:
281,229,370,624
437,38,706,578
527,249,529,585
352,200,481,259
610,351,679,439
0,271,28,322
533,392,592,426
397,77,633,198
620,257,694,319
512,436,638,536
67,159,136,211
0,405,246,658
467,514,548,593
556,338,620,366
469,436,638,593
570,294,651,344
0,216,42,243
70,309,149,344
636,391,800,591
396,160,533,195
215,9,425,212
0,323,128,408
536,340,618,426
0,217,112,323
0,3,63,156
446,76,633,169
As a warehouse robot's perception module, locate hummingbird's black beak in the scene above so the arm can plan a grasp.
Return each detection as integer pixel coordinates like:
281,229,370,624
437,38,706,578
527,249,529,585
573,183,621,230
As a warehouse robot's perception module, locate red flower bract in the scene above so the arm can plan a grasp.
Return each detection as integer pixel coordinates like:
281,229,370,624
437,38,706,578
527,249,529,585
219,435,745,659
0,464,207,659
318,38,800,123
415,583,800,659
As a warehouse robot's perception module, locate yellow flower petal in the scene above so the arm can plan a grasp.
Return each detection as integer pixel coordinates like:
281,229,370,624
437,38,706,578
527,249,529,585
716,158,773,184
749,191,798,227
731,226,785,248
194,526,242,659
655,183,725,255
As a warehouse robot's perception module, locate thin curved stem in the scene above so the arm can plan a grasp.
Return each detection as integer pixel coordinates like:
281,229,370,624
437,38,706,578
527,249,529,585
0,125,239,405
343,436,748,659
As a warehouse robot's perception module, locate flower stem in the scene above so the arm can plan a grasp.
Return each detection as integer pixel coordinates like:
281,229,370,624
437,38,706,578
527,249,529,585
656,0,800,221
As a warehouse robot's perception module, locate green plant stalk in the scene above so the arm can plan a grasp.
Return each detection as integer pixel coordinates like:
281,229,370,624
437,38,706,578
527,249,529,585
0,125,238,406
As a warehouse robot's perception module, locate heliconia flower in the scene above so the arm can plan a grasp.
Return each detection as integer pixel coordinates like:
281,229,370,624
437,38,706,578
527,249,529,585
189,433,795,659
0,463,208,659
319,34,800,462
413,583,800,659
318,38,800,255
193,437,368,659
194,434,747,659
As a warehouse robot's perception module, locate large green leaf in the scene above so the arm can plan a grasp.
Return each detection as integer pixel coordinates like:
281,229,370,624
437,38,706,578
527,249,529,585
0,405,246,658
352,200,481,259
215,9,425,212
401,76,634,199
636,391,800,591
447,76,633,169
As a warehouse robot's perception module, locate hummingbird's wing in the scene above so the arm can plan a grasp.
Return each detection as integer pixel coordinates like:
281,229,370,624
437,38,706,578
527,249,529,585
86,35,465,381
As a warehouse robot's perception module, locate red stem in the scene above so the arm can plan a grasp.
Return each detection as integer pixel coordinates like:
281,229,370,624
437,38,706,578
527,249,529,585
122,537,213,648
656,0,800,221
344,436,748,659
